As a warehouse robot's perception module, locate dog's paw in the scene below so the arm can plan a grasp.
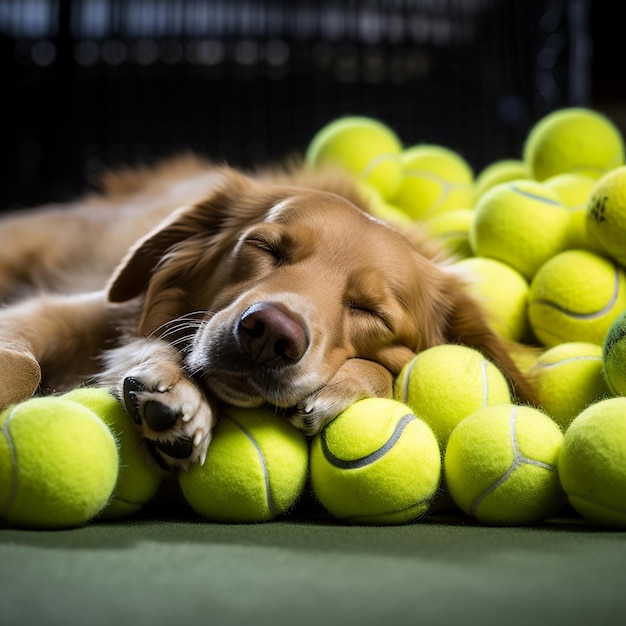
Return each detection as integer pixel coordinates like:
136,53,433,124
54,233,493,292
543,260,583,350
288,387,355,437
0,347,41,409
287,359,395,436
122,373,216,471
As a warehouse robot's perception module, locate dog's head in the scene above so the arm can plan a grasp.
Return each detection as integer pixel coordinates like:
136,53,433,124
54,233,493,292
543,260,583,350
108,167,532,423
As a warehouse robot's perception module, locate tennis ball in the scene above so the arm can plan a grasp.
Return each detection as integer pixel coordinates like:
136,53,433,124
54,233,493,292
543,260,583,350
529,342,610,430
470,180,569,279
63,387,163,519
455,257,530,341
0,396,119,529
178,406,308,522
474,159,529,199
444,404,564,525
587,165,626,266
394,344,512,448
306,116,403,199
392,144,474,220
310,398,440,524
357,182,413,227
524,107,625,181
559,397,626,528
423,208,474,259
603,310,626,396
544,173,600,251
528,250,626,347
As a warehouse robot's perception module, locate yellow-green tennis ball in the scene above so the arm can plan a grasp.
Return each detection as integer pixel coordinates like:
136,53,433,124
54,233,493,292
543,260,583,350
63,387,163,519
529,342,610,430
357,181,413,228
559,397,626,528
544,173,600,251
470,180,569,279
306,116,402,199
528,250,626,347
524,107,625,181
474,159,529,199
587,165,626,266
310,398,440,524
394,345,512,448
0,397,119,529
445,404,564,525
178,407,308,522
423,208,474,259
455,257,530,341
603,311,626,396
392,144,474,220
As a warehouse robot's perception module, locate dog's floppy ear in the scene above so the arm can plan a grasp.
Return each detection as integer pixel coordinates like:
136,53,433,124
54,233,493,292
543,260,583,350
442,275,537,405
107,169,271,303
107,204,196,302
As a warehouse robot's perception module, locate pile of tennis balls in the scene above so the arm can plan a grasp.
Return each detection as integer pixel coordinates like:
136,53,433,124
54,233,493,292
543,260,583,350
304,108,626,529
0,388,164,529
3,107,626,531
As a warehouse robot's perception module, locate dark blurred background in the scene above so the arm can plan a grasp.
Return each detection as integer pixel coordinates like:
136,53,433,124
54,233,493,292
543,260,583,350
1,0,623,212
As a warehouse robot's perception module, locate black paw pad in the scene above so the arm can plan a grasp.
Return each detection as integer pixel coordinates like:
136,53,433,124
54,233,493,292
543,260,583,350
123,377,145,425
144,401,179,432
153,437,194,459
146,441,174,471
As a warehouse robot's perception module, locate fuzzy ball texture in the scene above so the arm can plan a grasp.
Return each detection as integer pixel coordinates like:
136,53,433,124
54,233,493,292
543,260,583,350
310,398,441,524
64,387,163,519
178,406,308,522
423,208,474,259
392,144,474,220
306,116,403,200
470,180,570,280
559,397,626,528
586,165,626,267
528,250,626,347
357,182,413,228
523,107,625,181
603,311,626,397
0,396,119,529
544,173,599,251
455,257,530,342
394,344,512,449
529,342,611,430
445,404,564,526
474,159,529,199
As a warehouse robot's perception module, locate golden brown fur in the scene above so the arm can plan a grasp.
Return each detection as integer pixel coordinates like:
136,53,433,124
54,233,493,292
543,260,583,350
0,156,534,469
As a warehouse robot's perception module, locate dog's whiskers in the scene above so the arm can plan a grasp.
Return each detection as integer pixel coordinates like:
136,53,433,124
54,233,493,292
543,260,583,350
134,312,208,362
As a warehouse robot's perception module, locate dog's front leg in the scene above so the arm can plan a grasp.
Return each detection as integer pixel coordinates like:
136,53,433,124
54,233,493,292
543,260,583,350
0,291,120,409
99,339,217,470
289,358,394,436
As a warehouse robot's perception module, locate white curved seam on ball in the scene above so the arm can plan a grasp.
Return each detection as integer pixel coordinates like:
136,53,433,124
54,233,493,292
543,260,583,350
509,184,562,206
1,406,19,519
481,359,489,407
532,264,621,320
470,405,555,518
538,355,602,370
400,355,418,404
401,168,471,214
360,153,398,179
321,413,416,470
226,415,276,517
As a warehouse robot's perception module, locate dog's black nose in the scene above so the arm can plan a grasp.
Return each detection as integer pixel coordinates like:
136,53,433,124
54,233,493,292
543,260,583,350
238,302,308,367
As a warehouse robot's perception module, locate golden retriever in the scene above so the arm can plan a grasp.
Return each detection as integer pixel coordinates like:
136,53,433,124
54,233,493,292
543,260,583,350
0,155,534,469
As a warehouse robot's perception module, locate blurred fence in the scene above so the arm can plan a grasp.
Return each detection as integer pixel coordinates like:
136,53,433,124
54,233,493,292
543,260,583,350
0,0,590,209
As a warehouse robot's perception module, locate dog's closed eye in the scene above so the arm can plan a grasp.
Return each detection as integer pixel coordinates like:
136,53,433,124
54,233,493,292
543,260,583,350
246,232,292,266
347,300,393,331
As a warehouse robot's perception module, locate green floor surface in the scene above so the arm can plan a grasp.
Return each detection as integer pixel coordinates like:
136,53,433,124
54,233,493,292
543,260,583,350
1,515,625,626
